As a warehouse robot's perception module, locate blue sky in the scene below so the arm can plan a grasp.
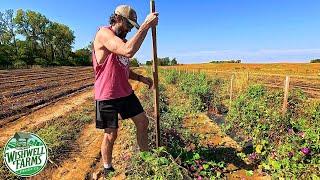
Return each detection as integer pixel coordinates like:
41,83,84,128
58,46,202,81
1,0,320,63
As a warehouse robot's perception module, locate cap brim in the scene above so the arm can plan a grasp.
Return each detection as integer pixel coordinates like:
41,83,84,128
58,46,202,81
127,19,140,29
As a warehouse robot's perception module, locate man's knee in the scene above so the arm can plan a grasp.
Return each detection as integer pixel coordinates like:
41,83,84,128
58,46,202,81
133,113,149,130
103,128,118,143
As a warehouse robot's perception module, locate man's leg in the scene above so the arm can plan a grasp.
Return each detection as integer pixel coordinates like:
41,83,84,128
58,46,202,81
101,128,118,167
131,112,149,151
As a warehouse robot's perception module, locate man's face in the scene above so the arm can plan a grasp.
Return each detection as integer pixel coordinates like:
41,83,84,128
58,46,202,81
115,18,133,39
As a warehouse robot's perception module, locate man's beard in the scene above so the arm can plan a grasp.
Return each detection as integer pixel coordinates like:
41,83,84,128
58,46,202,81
115,28,127,40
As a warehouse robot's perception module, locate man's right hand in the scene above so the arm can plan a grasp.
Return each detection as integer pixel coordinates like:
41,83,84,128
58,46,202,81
143,12,159,29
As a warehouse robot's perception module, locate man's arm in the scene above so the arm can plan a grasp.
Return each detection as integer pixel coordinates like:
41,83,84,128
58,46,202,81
97,13,158,58
129,69,142,81
129,69,153,89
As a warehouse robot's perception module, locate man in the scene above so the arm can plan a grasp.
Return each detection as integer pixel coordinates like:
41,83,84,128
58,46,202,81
92,4,158,177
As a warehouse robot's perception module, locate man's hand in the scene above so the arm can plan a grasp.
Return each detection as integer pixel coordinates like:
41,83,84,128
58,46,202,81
141,76,153,89
143,12,159,29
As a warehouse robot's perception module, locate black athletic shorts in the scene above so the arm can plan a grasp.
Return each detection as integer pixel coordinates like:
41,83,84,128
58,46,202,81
95,91,144,129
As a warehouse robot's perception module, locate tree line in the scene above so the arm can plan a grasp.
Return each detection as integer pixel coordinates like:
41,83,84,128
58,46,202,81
0,9,91,68
310,59,320,63
209,60,241,64
145,57,178,66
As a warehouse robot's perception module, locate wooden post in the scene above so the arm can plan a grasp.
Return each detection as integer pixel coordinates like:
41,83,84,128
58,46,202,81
282,76,290,116
229,74,235,107
150,0,160,147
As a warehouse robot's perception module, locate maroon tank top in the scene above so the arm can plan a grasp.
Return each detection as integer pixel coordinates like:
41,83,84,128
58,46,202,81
92,26,133,100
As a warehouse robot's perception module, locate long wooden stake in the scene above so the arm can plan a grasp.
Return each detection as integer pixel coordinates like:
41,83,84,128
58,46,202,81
150,0,160,147
282,76,290,116
229,74,235,107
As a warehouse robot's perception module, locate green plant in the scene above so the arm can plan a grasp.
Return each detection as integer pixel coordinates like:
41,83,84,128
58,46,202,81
126,147,185,180
224,84,319,178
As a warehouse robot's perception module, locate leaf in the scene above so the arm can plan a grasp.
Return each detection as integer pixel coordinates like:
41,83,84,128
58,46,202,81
140,151,152,162
193,153,200,160
203,164,209,170
312,174,320,180
246,170,254,176
256,144,263,153
262,163,270,170
158,157,169,165
271,160,281,170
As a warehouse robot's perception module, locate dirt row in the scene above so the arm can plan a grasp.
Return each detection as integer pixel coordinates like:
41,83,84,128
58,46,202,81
0,89,94,147
0,81,94,126
0,71,93,92
0,67,95,126
0,66,91,78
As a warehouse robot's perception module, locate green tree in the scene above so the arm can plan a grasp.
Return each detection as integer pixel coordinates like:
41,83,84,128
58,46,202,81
0,9,80,68
130,57,140,67
73,48,92,66
0,9,18,63
310,59,320,63
0,44,13,67
51,22,75,64
171,58,178,65
159,57,170,66
14,9,75,65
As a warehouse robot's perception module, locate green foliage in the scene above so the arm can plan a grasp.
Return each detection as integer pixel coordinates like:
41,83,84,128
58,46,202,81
310,59,320,63
146,57,179,66
180,149,226,179
162,69,224,113
136,69,229,179
12,59,27,67
145,60,152,66
34,57,49,66
130,57,140,67
163,70,179,84
0,9,81,68
72,48,92,66
171,58,178,65
131,68,319,178
126,147,185,180
224,84,319,178
178,72,214,112
0,44,13,67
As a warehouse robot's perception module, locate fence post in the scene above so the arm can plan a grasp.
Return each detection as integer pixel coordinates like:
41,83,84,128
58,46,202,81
282,76,290,116
229,74,235,107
